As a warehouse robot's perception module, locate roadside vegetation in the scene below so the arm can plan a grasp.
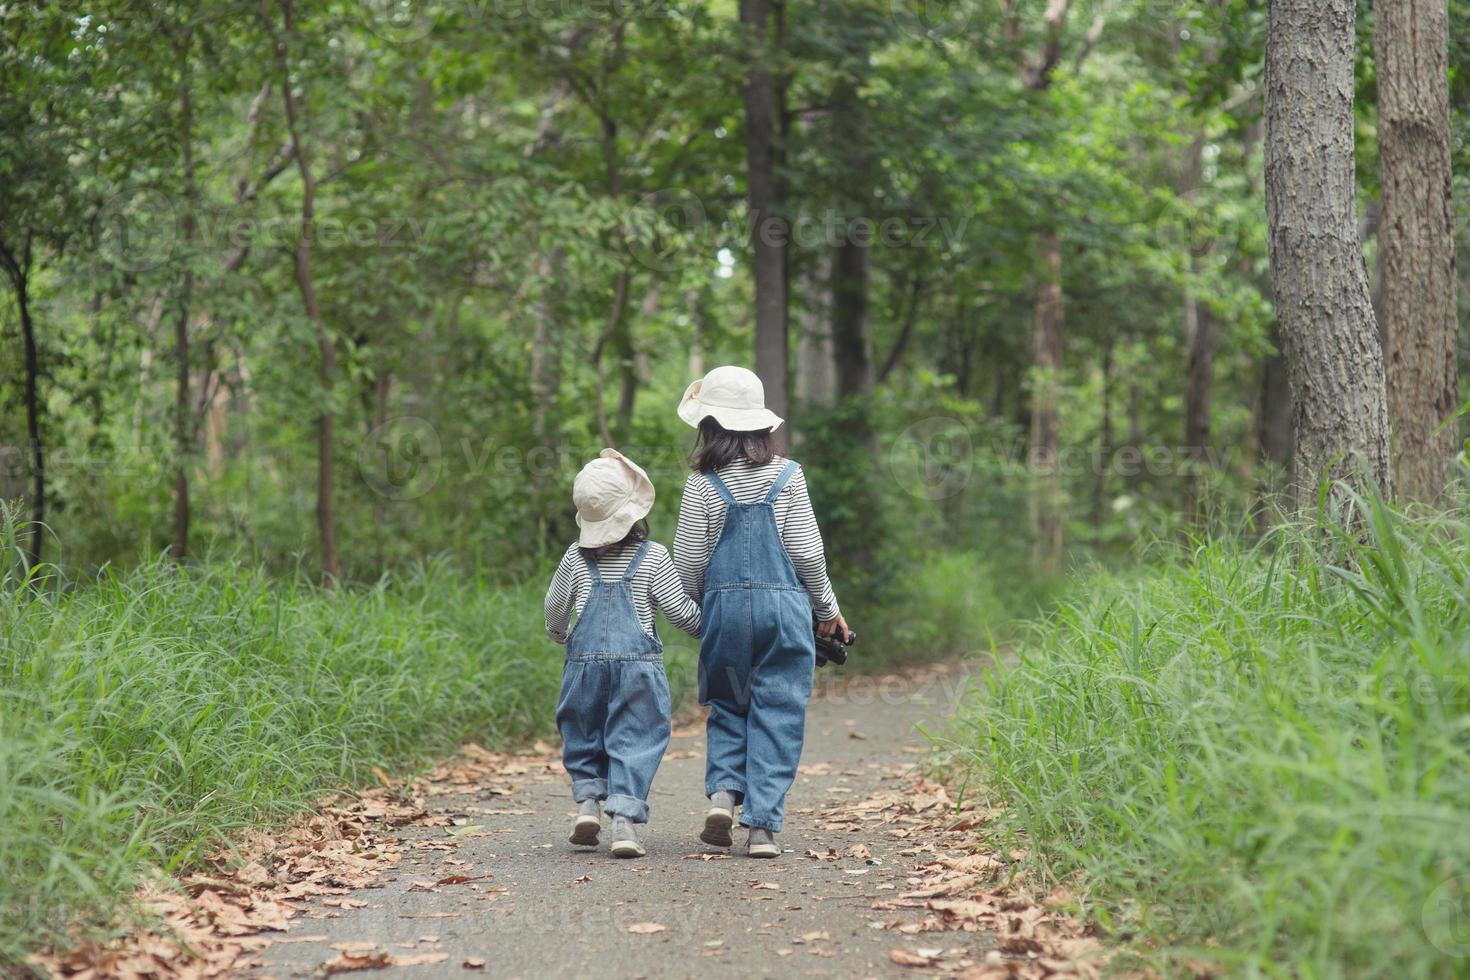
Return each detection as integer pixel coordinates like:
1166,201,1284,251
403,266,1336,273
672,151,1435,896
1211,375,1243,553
956,492,1470,978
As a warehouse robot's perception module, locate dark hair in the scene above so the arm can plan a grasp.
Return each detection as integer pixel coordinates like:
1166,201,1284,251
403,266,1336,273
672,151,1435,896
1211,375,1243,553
579,518,649,562
690,417,776,472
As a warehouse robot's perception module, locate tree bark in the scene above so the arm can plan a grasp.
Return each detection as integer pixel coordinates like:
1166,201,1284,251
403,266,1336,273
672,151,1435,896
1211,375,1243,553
794,259,835,408
1178,134,1219,527
830,239,873,400
1264,0,1392,508
1376,0,1458,502
877,271,924,384
1029,228,1064,569
1258,337,1294,472
171,33,197,561
276,0,340,584
0,233,44,567
740,0,789,435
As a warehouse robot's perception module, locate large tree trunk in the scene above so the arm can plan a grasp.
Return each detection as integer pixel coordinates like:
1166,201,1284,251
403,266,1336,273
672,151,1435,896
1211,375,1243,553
276,0,340,584
0,234,44,567
1264,0,1392,508
740,0,789,435
1029,228,1064,569
1376,0,1458,502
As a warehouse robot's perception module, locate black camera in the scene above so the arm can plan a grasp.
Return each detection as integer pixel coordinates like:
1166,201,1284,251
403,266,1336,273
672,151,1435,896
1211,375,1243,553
814,626,856,668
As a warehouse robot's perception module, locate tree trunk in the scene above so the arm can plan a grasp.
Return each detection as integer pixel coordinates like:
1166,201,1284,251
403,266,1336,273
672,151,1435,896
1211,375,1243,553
830,239,873,400
1092,331,1114,538
794,260,835,409
1029,228,1064,569
1182,300,1218,525
171,36,197,561
0,234,44,567
877,271,923,384
276,0,340,584
1376,0,1458,502
529,251,562,497
740,0,789,435
1179,135,1217,527
1264,0,1392,508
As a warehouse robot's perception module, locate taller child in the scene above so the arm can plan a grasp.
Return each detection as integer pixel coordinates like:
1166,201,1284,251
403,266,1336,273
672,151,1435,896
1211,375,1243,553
673,366,850,858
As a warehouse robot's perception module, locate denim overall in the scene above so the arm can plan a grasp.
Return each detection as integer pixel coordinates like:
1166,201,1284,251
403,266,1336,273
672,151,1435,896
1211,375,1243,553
698,461,816,832
555,541,672,824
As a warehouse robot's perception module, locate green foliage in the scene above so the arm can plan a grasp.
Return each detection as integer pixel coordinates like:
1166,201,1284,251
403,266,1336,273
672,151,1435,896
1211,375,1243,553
952,493,1470,977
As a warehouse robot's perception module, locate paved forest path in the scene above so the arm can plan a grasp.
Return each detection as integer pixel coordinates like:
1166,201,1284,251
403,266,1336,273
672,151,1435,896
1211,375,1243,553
257,667,988,979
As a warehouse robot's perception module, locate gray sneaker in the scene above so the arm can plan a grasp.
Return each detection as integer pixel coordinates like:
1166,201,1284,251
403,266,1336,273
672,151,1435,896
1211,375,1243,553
609,816,646,858
700,791,736,848
747,827,780,859
569,799,601,847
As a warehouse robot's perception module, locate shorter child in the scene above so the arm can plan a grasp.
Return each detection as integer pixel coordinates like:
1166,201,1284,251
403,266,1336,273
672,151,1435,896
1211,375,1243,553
544,449,701,857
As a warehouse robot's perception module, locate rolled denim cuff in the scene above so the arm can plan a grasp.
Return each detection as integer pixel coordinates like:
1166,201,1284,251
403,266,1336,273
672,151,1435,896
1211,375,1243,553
740,814,782,833
570,777,607,803
603,793,650,823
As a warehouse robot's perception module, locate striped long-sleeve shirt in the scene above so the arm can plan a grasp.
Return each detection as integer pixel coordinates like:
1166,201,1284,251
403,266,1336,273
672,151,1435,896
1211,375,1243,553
673,456,840,622
544,541,701,645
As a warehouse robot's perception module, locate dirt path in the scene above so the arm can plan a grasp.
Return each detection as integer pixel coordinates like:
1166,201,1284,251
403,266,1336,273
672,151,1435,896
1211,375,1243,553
257,666,985,979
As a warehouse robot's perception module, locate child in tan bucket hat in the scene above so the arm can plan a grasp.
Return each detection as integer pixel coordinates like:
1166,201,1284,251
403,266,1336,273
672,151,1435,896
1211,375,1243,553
544,449,701,858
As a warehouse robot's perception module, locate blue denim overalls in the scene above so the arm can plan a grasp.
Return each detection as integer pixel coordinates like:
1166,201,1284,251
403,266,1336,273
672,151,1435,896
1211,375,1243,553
554,541,672,824
698,461,816,832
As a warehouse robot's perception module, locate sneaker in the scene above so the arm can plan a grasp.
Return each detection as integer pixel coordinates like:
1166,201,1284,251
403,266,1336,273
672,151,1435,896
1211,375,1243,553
569,799,601,847
700,791,736,848
747,827,780,859
609,816,646,858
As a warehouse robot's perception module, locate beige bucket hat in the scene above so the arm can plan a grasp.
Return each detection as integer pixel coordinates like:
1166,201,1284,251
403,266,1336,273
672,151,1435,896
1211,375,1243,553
573,449,656,548
677,365,785,432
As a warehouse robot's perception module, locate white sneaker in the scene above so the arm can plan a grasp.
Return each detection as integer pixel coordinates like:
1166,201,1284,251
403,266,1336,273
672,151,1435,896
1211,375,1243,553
700,791,735,848
569,799,601,847
609,816,646,858
747,828,780,859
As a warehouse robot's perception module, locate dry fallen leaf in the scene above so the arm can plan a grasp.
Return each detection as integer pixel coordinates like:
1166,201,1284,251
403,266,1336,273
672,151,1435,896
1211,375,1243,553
890,948,938,968
394,952,451,966
435,874,490,885
627,922,667,934
750,881,782,891
323,950,394,974
463,957,487,969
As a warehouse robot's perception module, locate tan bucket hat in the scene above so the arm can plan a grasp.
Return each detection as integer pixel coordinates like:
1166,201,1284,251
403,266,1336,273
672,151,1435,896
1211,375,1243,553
573,449,656,548
677,365,784,432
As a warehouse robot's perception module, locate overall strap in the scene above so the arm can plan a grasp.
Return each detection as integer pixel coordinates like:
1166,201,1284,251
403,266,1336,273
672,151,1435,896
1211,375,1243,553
763,460,799,504
704,469,738,505
580,550,603,582
620,540,653,582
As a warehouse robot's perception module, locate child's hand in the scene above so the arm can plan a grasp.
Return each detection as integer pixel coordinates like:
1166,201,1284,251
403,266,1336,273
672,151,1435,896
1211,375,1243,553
816,613,850,642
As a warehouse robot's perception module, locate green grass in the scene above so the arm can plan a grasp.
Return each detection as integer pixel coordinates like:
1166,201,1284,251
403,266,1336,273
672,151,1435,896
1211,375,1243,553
953,493,1470,978
0,505,699,965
